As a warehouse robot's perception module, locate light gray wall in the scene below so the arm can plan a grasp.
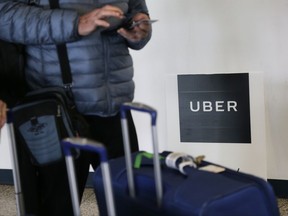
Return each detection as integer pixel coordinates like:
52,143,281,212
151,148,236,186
1,0,287,180
131,0,287,180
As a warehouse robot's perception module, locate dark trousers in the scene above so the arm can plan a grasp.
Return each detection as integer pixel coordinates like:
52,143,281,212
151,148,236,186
16,138,74,216
17,111,138,216
77,111,139,198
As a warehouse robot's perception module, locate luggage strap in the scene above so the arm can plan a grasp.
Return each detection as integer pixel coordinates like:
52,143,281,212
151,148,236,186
48,0,76,104
134,152,164,169
133,151,206,175
165,152,197,175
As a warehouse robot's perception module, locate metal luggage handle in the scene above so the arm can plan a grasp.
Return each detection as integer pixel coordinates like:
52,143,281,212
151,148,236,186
6,110,26,216
120,102,157,126
62,137,116,216
120,102,163,207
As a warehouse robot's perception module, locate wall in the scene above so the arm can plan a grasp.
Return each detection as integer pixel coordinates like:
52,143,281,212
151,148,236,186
1,0,288,181
131,0,288,180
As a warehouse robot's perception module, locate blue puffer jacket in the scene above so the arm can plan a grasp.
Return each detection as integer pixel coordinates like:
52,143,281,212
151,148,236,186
0,0,151,116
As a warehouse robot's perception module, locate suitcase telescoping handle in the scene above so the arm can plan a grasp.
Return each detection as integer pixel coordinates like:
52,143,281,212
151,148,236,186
6,111,26,216
120,102,163,207
62,138,116,216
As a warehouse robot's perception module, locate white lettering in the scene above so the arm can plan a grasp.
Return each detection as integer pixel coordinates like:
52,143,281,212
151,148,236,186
227,101,237,112
203,101,212,112
189,101,238,112
215,101,225,112
190,101,200,112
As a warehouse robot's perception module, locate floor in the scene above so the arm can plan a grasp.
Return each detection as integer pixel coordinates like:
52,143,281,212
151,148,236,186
0,184,98,216
279,198,288,216
0,184,288,216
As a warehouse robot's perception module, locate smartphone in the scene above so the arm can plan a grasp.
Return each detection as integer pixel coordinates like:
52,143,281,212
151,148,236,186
122,19,158,30
129,19,158,29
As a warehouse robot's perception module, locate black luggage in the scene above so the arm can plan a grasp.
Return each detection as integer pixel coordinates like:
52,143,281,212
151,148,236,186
6,93,88,215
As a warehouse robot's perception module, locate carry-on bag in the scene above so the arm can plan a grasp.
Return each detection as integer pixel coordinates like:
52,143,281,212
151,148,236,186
61,137,116,216
94,102,280,216
9,87,89,166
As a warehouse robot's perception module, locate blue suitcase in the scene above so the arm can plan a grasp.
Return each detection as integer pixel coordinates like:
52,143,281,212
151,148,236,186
94,102,280,216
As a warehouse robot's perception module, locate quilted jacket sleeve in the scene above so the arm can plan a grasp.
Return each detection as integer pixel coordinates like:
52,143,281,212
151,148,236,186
0,1,80,45
126,0,151,50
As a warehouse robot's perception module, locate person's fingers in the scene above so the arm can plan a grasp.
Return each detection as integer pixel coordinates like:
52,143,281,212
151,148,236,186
79,5,125,36
117,25,149,42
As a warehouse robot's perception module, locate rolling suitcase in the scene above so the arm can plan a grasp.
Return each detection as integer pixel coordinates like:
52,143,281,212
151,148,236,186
61,137,116,216
94,102,280,216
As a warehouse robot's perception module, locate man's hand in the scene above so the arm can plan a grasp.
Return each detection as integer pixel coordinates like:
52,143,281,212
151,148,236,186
78,5,125,36
117,13,151,42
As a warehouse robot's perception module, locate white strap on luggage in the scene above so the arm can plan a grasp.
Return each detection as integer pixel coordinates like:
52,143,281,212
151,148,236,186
165,152,197,175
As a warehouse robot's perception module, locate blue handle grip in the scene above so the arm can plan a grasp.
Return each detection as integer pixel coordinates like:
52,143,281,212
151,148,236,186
62,137,108,162
120,102,157,126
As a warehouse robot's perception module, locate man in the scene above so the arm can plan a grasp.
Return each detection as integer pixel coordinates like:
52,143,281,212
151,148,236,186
0,0,152,215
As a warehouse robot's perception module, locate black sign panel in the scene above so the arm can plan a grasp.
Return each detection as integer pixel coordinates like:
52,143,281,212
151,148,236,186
178,73,251,143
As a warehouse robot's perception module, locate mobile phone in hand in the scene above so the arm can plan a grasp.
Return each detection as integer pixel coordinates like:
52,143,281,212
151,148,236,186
122,19,158,30
129,19,158,29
